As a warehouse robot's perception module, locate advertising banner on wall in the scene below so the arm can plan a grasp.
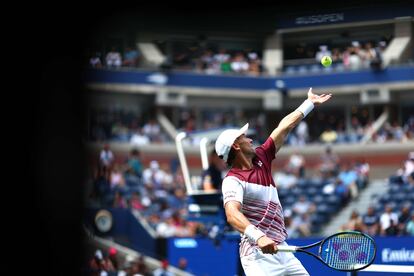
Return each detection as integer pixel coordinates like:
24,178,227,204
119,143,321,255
168,236,414,276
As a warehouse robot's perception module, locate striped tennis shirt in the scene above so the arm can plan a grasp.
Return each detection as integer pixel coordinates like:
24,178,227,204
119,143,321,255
222,137,287,257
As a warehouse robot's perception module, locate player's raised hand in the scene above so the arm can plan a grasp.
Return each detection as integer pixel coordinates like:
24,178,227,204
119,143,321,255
257,236,278,254
307,87,332,105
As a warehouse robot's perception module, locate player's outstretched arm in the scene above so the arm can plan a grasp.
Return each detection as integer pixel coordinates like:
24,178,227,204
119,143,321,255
270,88,332,152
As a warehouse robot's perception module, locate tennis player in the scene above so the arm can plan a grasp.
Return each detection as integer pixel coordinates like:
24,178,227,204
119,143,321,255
215,88,332,275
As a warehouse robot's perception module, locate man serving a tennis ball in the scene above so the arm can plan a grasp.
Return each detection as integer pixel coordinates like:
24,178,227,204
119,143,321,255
321,55,332,67
216,87,332,275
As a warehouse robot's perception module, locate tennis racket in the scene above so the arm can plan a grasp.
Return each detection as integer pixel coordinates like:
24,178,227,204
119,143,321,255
277,231,376,271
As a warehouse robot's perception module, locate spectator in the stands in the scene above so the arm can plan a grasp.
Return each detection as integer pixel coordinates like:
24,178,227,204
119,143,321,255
338,162,359,199
334,178,351,205
126,148,143,178
111,120,129,141
110,164,126,190
199,49,215,73
135,255,150,276
143,160,169,197
273,169,298,190
285,152,306,178
248,58,261,76
102,250,117,273
89,249,115,276
160,162,174,189
113,190,127,208
315,45,332,62
246,49,262,76
403,115,414,139
91,167,110,202
99,143,114,180
398,205,412,235
293,195,316,216
129,191,145,211
370,41,386,70
156,217,177,238
348,116,364,143
123,46,140,67
105,47,122,68
201,149,226,191
90,52,103,68
379,205,399,236
331,48,342,63
89,249,104,275
172,211,197,237
391,120,407,141
120,255,135,276
143,119,161,143
295,121,309,146
108,247,119,271
362,206,379,236
395,152,414,183
167,187,187,212
320,126,338,144
178,257,189,272
408,171,414,186
230,52,249,73
347,42,363,70
214,48,231,66
342,210,364,231
335,121,347,143
292,213,312,237
360,42,377,68
354,159,370,189
284,211,300,238
130,127,150,145
406,212,414,236
319,146,340,178
153,259,174,276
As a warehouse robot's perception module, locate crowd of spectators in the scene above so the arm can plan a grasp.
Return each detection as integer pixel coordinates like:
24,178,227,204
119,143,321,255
90,143,367,244
87,35,400,77
287,114,414,146
341,152,414,237
88,44,262,76
284,40,388,73
170,47,263,76
341,202,414,237
89,145,223,240
89,109,170,144
275,147,370,237
89,46,140,69
88,137,414,248
88,105,413,149
86,246,188,276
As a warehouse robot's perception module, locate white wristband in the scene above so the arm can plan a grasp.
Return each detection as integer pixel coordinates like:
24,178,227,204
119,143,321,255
297,99,314,117
244,224,265,244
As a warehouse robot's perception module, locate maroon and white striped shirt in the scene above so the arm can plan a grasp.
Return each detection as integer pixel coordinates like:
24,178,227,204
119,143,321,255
222,137,287,257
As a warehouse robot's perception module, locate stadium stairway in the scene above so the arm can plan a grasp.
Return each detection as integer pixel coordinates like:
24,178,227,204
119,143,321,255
320,179,388,236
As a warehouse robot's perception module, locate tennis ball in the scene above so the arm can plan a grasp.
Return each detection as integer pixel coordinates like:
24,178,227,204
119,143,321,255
321,56,332,67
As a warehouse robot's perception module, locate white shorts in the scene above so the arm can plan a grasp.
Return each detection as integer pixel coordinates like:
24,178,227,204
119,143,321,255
240,241,309,276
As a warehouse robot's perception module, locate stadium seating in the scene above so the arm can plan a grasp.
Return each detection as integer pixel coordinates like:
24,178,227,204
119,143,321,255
362,173,414,236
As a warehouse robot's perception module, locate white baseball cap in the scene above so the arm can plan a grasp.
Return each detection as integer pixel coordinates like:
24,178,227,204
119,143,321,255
215,123,249,162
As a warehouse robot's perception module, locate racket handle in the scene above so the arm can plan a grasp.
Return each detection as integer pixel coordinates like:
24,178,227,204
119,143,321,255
277,245,297,252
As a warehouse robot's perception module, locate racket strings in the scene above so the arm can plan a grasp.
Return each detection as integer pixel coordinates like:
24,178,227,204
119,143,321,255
322,233,375,270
